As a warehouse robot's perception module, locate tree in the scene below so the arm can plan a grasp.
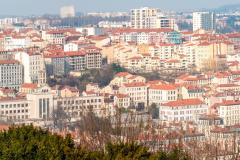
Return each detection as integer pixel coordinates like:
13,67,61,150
104,142,151,160
0,125,191,160
52,106,70,130
148,103,159,119
111,63,127,73
0,125,104,160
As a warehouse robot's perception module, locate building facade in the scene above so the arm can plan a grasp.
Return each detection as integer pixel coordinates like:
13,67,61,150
193,12,216,31
0,60,23,90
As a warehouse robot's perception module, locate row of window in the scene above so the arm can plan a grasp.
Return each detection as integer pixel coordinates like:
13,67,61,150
1,103,28,109
1,109,28,114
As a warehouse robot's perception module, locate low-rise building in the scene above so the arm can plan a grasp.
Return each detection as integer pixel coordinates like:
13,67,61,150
212,100,240,126
148,84,178,106
119,82,148,108
159,99,208,122
114,94,131,109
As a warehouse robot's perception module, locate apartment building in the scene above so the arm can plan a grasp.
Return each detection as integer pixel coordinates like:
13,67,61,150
193,12,216,31
212,100,240,126
0,97,29,121
110,72,146,87
119,82,148,107
130,7,159,29
148,84,178,106
42,30,65,45
159,98,208,122
156,16,177,30
85,47,102,69
46,48,102,76
130,7,177,30
111,28,181,44
114,94,131,109
54,95,109,118
4,36,31,50
15,51,46,84
64,41,95,52
0,60,23,90
0,85,54,121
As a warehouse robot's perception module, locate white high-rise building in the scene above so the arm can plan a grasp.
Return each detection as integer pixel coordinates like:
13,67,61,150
15,51,46,84
130,7,160,29
60,5,75,18
130,7,177,30
192,12,216,31
156,16,178,30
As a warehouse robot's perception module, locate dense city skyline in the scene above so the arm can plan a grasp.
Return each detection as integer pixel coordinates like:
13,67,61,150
1,0,240,16
0,1,240,159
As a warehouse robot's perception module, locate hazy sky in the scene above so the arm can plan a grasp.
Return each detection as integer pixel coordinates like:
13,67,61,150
2,0,240,16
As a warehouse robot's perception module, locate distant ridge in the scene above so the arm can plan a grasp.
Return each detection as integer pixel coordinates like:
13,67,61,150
214,3,240,13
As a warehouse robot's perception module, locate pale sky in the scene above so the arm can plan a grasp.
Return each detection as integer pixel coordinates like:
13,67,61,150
1,0,240,16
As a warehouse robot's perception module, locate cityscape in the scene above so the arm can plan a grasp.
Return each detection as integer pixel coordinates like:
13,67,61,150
1,1,240,159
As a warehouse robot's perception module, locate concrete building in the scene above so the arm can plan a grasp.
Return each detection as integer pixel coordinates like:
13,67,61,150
212,100,240,126
15,51,46,84
156,16,177,30
4,36,31,50
111,28,181,44
0,85,54,121
54,94,108,118
0,97,30,121
159,98,208,122
148,84,178,106
76,27,105,36
26,86,54,120
46,48,102,76
119,82,148,108
0,60,23,90
193,12,216,31
130,7,159,29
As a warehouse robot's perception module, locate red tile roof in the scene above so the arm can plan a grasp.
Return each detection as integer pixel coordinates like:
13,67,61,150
198,41,211,46
64,51,86,56
163,98,204,107
115,72,130,77
217,84,239,88
115,94,129,98
124,82,146,87
149,84,176,90
21,83,38,89
0,60,20,65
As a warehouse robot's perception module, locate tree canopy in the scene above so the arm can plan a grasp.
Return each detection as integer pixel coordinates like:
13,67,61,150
0,125,190,160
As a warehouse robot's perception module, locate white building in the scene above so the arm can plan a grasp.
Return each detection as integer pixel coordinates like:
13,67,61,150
4,36,31,50
159,98,208,122
15,51,46,84
0,97,29,121
53,94,112,118
64,42,79,52
119,82,148,107
76,27,105,36
98,21,131,28
0,85,54,122
193,12,216,31
148,84,178,106
156,16,178,30
114,94,131,109
0,60,23,90
130,7,159,29
212,100,240,126
27,86,54,120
